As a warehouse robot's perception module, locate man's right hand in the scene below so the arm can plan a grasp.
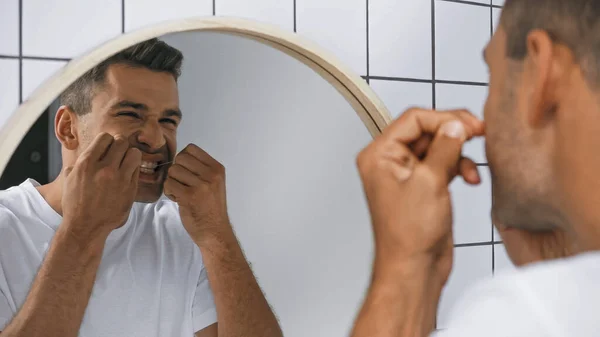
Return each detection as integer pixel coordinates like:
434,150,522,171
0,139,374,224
60,132,142,244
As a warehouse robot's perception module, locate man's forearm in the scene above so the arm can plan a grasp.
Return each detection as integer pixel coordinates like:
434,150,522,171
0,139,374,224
195,225,283,337
351,259,443,337
2,224,105,337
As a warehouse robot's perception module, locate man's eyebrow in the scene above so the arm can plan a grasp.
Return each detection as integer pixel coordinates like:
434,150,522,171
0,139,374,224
112,100,182,119
164,109,182,119
111,100,148,111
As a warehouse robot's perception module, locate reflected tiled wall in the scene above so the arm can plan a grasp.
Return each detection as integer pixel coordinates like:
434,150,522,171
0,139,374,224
0,0,513,329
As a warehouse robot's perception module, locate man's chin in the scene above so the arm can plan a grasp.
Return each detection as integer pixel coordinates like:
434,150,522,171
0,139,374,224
135,184,164,203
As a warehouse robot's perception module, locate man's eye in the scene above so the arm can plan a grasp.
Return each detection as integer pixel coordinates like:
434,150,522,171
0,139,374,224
117,111,141,118
160,118,178,125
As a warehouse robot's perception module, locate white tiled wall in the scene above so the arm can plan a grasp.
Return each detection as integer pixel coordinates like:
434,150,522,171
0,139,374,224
0,0,507,331
438,245,493,329
435,1,490,82
369,1,432,79
0,59,19,128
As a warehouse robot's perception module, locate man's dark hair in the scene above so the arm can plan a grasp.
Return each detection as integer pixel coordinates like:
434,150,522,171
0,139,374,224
501,0,600,85
60,38,183,115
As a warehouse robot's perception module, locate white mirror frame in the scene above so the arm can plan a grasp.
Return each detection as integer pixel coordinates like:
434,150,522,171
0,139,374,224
0,16,392,176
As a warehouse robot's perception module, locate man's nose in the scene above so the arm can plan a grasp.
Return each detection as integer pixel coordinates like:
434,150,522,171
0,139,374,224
134,121,166,151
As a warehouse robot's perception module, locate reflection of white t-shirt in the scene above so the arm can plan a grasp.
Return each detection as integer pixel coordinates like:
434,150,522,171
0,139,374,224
435,251,600,337
0,179,217,336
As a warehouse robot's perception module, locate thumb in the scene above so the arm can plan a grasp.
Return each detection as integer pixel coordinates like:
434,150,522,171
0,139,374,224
63,166,74,177
423,120,467,183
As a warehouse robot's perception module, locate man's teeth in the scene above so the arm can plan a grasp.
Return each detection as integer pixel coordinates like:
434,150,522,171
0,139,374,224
140,161,158,169
140,161,159,174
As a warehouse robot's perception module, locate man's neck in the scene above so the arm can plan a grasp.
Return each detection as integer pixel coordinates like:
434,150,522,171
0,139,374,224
36,175,65,216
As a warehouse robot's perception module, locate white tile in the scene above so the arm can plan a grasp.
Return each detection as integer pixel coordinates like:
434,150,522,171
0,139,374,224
125,0,212,32
297,0,366,76
494,244,516,274
438,245,493,329
435,2,490,82
22,59,67,101
217,0,294,32
369,0,431,79
436,84,488,163
23,0,121,58
450,165,492,244
0,0,19,56
370,80,432,119
0,59,20,131
469,0,491,3
492,0,505,6
493,8,502,33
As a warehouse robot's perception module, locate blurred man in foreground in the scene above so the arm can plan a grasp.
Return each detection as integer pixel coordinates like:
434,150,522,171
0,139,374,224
352,0,598,336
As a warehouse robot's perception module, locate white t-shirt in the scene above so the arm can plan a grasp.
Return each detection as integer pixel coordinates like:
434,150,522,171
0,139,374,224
435,251,600,337
0,179,217,336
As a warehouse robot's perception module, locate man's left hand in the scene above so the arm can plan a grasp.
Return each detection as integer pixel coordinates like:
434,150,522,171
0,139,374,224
164,144,230,241
357,109,484,284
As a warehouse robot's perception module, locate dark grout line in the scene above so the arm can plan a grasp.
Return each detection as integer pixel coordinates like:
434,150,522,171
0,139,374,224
121,0,126,33
431,0,436,109
0,55,72,62
492,238,496,274
438,0,502,8
437,79,488,86
455,241,502,248
293,0,297,33
489,0,494,37
212,0,216,15
365,0,370,85
367,75,432,84
365,75,488,87
18,0,23,104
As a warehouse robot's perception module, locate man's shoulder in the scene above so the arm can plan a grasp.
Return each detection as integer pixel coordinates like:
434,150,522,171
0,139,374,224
500,251,600,288
0,186,32,239
441,253,600,336
470,252,600,302
0,183,31,223
0,183,30,210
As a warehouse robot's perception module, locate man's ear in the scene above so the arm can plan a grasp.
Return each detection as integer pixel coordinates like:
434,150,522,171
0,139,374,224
523,29,555,128
524,29,575,127
55,106,79,150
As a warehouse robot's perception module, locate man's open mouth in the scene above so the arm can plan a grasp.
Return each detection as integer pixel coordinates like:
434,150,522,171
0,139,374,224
140,161,163,174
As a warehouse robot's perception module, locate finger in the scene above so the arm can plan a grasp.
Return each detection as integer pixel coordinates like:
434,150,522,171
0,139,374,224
458,157,480,185
80,132,115,162
121,147,142,178
130,166,140,190
408,111,483,159
103,135,130,167
167,164,201,186
163,177,187,202
181,144,219,167
358,139,417,183
409,134,433,159
453,110,485,135
423,120,468,184
384,108,483,145
63,166,74,177
173,152,212,179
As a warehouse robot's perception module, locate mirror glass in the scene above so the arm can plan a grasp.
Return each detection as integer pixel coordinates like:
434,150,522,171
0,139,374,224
0,30,375,337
